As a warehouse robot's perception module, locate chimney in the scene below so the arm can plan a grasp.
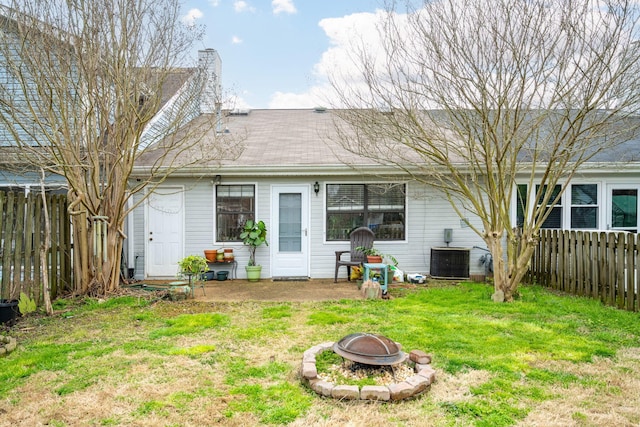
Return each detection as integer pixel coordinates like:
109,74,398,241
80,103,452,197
198,48,222,115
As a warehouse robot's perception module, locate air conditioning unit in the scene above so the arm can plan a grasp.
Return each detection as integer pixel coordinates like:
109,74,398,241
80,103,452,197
430,247,470,279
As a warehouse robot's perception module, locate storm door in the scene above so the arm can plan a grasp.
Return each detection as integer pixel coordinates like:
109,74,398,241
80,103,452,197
271,185,309,278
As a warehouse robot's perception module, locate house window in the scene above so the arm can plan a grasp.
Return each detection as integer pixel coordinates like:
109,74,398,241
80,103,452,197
326,183,405,241
216,184,255,242
516,184,563,229
516,184,528,227
536,184,562,229
611,189,638,230
570,184,598,229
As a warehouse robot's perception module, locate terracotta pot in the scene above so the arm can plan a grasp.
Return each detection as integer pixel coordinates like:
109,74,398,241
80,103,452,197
366,255,383,263
204,250,217,262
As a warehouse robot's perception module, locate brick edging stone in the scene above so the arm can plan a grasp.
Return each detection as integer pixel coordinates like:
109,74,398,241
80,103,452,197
0,335,17,357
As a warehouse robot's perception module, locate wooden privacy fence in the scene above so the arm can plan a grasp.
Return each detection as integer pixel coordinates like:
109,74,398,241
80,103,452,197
528,229,639,312
0,191,71,304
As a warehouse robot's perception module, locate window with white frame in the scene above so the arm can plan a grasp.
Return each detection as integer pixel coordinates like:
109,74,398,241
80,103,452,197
215,184,255,242
536,184,562,229
570,184,598,229
326,183,406,241
516,184,563,228
517,183,600,230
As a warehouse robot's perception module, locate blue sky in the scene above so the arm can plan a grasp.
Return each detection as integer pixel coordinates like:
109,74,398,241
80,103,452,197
181,0,382,109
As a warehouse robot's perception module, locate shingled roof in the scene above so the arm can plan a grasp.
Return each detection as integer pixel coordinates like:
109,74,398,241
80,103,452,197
134,108,384,177
133,107,640,178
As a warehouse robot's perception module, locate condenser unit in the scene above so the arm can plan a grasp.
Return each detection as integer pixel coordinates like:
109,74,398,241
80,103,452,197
430,247,470,279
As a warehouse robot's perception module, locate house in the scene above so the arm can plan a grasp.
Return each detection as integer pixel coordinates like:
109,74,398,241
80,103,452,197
128,101,640,281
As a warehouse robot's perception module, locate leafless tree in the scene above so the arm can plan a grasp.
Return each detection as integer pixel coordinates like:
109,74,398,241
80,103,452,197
329,0,640,301
0,0,238,296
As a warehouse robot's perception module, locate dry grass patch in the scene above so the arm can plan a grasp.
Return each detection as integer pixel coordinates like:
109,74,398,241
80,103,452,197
517,347,640,426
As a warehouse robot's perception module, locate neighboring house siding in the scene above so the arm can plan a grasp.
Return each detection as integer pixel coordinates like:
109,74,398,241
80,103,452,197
130,191,146,280
0,170,67,187
138,77,201,149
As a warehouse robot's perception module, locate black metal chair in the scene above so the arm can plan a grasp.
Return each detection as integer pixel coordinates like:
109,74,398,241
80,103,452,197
334,227,375,282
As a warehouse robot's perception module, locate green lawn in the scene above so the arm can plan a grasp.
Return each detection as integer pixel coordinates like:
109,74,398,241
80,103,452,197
1,282,639,426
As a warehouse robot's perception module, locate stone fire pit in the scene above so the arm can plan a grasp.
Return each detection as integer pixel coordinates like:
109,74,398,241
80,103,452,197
300,337,436,402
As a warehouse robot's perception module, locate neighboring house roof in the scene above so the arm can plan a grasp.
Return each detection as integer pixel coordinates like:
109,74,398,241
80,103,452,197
149,67,195,111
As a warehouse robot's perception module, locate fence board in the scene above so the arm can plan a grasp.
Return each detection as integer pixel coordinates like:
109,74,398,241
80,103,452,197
607,233,616,306
627,233,636,311
599,232,608,304
616,234,625,309
2,193,16,298
576,232,584,296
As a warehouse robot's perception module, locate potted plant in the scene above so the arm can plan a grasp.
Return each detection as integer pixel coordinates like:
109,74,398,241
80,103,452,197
356,246,398,266
178,255,209,278
0,299,19,325
240,219,268,282
0,281,19,325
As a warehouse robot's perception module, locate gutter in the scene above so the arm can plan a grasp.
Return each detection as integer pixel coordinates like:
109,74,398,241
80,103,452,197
131,161,640,179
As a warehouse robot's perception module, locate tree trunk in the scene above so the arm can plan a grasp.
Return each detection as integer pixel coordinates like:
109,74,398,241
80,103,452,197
487,228,539,302
40,170,53,315
485,233,511,302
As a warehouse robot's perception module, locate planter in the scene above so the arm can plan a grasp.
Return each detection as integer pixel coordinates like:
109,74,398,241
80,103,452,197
204,250,217,262
0,300,19,325
366,255,383,263
216,271,229,281
201,270,215,281
245,265,262,282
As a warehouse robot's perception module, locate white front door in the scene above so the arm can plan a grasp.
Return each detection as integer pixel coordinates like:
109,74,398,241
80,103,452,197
607,185,640,232
271,185,310,278
146,187,184,277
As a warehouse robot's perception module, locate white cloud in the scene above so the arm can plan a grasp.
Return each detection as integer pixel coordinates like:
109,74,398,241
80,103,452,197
208,0,220,6
268,87,330,109
234,1,256,13
224,94,253,110
266,11,386,108
272,0,297,15
181,8,204,27
316,12,387,79
231,35,243,44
